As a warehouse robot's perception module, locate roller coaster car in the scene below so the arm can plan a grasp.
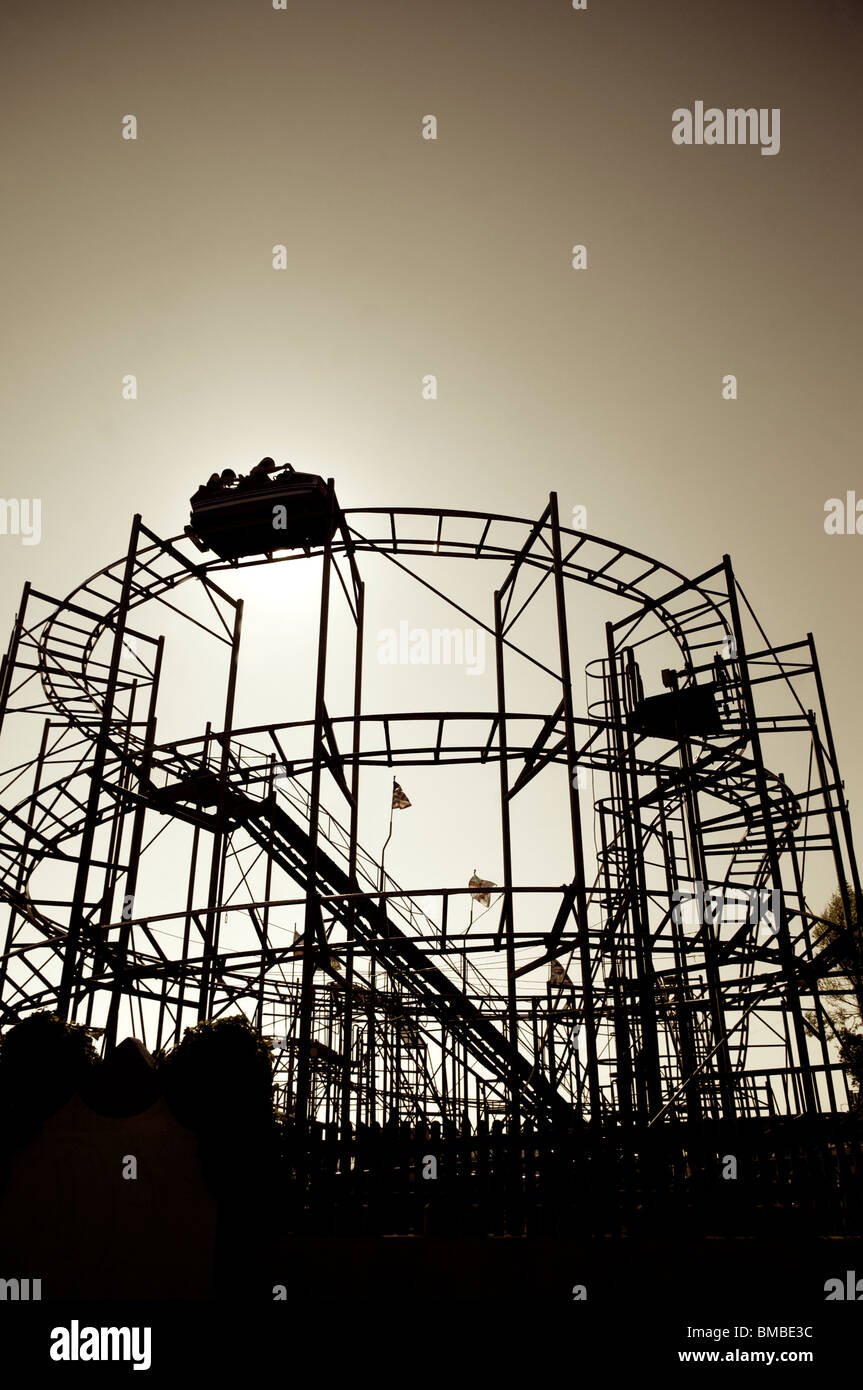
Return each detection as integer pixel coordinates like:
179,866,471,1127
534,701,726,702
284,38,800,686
628,683,722,740
186,463,338,561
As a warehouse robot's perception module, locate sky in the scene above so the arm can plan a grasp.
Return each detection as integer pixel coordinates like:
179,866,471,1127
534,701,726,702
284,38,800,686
0,0,861,1089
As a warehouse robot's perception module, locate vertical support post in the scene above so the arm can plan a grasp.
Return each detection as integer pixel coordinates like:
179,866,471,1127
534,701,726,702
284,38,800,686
0,716,50,1009
678,731,736,1119
255,756,276,1034
198,598,243,1020
296,481,336,1129
808,634,863,920
807,711,863,1020
104,636,164,1051
786,833,837,1113
598,796,633,1127
58,517,142,1019
654,778,702,1121
341,578,364,1135
723,555,817,1115
0,583,31,741
549,493,601,1124
90,677,139,1026
493,587,521,1130
177,724,210,1043
603,626,663,1122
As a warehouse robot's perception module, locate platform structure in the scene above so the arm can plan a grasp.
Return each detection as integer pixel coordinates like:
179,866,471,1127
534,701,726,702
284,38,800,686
0,488,860,1133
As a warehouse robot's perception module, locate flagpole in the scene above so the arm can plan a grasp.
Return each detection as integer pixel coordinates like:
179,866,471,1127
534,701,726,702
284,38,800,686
379,777,396,894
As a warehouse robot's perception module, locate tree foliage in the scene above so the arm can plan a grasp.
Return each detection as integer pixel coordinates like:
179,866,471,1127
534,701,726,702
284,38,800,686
0,1012,100,1189
813,885,862,1033
154,1013,274,1134
0,1010,98,1121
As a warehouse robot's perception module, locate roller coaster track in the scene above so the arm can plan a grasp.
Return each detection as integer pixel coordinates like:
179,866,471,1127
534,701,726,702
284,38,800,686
0,502,841,1123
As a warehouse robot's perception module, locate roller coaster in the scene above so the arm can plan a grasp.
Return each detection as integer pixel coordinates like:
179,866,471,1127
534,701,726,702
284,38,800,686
0,468,860,1134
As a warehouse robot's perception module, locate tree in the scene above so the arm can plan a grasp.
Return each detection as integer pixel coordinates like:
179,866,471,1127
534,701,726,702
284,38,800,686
838,1030,863,1111
154,1014,274,1134
0,1012,99,1190
805,885,863,1110
812,885,862,1034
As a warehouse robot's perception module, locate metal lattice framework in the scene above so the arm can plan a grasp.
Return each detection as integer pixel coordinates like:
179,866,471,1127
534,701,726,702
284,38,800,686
0,489,860,1131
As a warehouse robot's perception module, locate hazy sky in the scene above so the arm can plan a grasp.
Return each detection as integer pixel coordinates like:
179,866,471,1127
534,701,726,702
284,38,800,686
1,0,861,1026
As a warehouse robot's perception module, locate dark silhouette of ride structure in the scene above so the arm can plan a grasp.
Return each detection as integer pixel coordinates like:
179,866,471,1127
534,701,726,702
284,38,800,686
1,456,861,1224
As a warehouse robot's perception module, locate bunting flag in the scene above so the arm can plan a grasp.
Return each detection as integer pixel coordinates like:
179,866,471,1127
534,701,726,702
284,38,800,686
392,781,411,810
469,872,496,907
550,958,574,988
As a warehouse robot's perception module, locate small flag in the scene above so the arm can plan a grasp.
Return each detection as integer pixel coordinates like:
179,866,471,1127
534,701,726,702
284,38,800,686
469,871,496,907
550,959,574,988
392,781,411,810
